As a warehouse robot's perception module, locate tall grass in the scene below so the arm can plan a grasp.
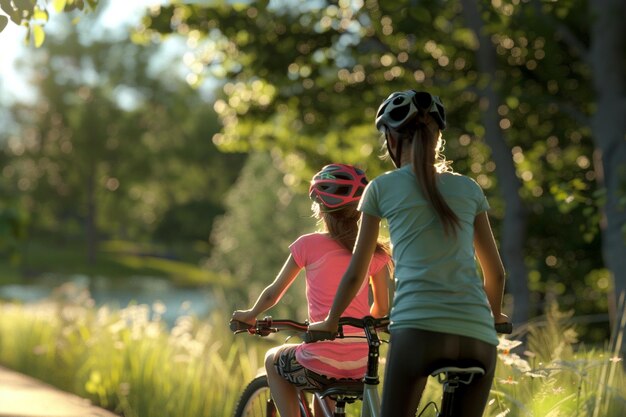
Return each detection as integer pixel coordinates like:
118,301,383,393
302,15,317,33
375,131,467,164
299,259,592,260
0,288,624,417
0,284,268,416
486,302,626,417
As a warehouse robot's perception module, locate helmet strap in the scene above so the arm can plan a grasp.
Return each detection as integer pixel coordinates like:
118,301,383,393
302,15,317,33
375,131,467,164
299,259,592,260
386,133,403,168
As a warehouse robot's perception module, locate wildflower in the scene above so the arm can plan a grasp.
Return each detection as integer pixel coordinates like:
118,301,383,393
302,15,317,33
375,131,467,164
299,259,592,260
499,352,532,373
33,345,47,355
174,354,191,363
609,356,622,363
152,301,166,319
497,337,522,354
108,320,126,335
499,375,518,385
524,370,548,378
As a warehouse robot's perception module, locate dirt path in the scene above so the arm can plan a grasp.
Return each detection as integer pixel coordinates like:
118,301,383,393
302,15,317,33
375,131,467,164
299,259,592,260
0,366,119,417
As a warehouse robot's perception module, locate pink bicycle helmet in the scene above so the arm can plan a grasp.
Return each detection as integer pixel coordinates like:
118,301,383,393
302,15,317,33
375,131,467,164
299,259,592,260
309,164,368,210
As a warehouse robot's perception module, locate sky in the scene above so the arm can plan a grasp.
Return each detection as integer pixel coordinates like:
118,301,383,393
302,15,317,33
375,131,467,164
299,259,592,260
0,0,164,104
0,20,31,102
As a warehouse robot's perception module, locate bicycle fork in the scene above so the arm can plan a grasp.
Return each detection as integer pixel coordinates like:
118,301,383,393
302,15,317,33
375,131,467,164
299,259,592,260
360,318,382,417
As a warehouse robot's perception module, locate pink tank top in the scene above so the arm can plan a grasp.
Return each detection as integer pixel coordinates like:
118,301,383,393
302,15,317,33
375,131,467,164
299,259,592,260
289,233,390,379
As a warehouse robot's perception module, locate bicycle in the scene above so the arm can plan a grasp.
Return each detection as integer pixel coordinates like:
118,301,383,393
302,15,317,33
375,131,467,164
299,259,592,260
230,316,513,417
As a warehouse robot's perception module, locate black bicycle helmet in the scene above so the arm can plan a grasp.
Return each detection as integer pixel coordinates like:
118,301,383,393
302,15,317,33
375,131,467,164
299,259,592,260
375,90,446,132
309,164,368,210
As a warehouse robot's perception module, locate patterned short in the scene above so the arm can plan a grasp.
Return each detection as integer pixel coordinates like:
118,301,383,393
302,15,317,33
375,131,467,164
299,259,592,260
273,345,336,391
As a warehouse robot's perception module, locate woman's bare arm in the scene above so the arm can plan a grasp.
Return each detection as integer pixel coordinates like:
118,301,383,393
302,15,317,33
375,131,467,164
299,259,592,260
312,213,381,331
473,211,507,322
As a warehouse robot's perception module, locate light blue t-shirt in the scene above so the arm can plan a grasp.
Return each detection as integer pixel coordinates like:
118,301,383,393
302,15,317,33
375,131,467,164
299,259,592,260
358,165,499,346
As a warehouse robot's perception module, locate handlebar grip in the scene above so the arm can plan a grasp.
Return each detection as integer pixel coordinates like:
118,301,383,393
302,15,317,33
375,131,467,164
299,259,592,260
230,320,252,333
495,322,513,334
303,330,336,344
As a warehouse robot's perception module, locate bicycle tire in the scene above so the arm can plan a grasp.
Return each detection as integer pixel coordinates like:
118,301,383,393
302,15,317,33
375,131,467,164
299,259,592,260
233,375,311,417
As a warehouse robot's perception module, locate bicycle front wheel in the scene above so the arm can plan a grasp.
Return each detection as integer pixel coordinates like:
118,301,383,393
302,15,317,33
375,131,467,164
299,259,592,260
233,375,276,417
233,375,312,417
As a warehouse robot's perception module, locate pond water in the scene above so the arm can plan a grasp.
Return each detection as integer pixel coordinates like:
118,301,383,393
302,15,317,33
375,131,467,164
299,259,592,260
0,274,215,327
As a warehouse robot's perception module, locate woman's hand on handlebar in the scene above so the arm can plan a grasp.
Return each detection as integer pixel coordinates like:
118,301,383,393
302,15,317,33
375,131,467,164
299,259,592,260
494,312,509,325
494,313,513,334
231,310,257,326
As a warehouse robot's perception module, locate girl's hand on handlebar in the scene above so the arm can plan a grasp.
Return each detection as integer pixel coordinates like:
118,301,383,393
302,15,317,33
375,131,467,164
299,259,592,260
231,310,256,326
306,319,339,343
308,319,338,335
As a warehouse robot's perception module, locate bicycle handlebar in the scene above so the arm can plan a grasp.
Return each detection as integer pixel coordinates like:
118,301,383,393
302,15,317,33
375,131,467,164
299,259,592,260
230,316,512,342
229,315,389,341
495,322,513,334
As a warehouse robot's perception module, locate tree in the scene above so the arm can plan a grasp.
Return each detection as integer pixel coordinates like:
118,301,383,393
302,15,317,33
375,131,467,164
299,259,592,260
2,24,245,263
588,0,626,359
0,0,99,46
206,151,315,315
460,0,530,323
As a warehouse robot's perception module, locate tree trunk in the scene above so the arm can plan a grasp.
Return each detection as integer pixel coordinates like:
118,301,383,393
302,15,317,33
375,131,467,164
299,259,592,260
461,0,531,324
589,0,626,361
86,166,98,265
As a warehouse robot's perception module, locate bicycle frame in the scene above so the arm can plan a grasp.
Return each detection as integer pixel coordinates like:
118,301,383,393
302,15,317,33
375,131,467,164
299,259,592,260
306,316,384,417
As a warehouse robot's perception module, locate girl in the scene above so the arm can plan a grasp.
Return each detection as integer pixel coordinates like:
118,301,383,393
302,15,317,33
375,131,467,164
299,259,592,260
310,90,508,417
231,163,392,417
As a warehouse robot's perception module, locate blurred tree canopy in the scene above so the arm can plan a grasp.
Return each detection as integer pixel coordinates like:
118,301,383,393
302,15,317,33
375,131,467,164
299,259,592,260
138,0,624,336
1,24,245,262
0,0,623,348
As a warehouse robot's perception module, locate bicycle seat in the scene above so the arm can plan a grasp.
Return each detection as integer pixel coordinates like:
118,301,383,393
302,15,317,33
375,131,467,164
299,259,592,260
312,379,364,400
431,366,485,385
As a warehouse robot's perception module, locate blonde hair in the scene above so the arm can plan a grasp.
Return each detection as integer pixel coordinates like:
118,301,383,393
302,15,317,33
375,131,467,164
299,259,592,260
312,203,391,255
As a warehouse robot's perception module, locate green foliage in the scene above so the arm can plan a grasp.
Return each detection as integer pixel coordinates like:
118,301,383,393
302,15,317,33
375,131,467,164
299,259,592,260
206,152,315,312
0,239,223,287
0,0,99,45
0,202,28,263
1,25,246,260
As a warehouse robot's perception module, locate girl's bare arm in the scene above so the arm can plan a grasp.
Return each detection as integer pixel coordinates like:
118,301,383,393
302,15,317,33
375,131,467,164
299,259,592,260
369,263,391,318
232,255,301,324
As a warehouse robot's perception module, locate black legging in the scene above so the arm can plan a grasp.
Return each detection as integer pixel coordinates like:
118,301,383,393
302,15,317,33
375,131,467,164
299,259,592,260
380,328,497,417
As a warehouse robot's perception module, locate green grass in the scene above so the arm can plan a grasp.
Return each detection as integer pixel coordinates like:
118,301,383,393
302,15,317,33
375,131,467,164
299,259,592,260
0,295,624,417
0,238,228,288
